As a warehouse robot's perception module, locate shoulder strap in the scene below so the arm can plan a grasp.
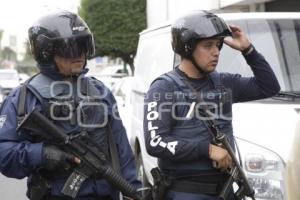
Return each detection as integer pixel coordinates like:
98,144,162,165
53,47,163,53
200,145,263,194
107,118,121,174
90,77,121,173
17,74,48,124
165,70,192,95
150,70,192,95
17,75,38,125
17,83,28,119
168,70,223,89
150,73,174,87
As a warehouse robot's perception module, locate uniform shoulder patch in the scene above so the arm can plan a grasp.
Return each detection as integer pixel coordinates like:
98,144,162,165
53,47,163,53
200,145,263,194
0,115,7,128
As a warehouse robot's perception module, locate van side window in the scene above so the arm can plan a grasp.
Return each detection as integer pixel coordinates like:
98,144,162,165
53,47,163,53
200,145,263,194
218,19,300,93
135,28,174,89
266,19,300,91
247,19,300,92
218,20,253,76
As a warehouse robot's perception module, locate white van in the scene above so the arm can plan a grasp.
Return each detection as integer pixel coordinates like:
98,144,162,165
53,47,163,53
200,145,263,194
130,12,300,200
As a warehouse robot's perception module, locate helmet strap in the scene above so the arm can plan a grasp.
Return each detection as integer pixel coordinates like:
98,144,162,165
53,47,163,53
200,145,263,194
190,55,209,76
185,39,209,76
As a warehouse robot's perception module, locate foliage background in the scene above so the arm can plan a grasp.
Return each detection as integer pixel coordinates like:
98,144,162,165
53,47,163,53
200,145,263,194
80,0,147,74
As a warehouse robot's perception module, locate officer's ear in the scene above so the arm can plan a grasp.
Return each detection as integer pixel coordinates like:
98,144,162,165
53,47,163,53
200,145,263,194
183,39,199,59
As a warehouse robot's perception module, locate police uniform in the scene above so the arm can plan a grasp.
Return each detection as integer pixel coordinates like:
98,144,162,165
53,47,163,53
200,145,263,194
0,10,140,200
0,70,140,200
143,11,280,200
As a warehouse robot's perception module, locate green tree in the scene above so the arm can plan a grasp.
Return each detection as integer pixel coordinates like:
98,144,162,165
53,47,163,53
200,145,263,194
80,0,147,74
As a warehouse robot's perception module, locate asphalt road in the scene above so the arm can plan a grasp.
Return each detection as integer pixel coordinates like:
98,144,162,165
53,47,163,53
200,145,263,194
0,174,27,200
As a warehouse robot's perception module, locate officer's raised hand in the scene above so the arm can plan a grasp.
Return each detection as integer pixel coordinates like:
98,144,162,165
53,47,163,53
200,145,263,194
42,145,81,171
209,144,232,171
224,25,251,52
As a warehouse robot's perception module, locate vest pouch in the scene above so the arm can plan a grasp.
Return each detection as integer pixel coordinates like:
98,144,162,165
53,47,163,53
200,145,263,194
151,167,172,200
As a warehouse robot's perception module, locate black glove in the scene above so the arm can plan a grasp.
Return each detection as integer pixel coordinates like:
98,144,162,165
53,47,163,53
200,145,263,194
42,145,75,171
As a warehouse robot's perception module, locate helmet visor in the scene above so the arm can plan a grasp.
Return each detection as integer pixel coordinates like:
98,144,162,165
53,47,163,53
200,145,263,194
53,35,95,59
193,17,232,38
174,15,232,41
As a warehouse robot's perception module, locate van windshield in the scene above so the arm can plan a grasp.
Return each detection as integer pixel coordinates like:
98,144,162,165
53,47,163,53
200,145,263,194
215,18,300,93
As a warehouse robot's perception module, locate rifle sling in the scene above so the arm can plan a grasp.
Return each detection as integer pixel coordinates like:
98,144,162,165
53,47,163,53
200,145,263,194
107,119,121,174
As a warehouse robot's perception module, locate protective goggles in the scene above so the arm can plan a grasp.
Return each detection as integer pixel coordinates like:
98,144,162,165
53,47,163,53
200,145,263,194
52,35,95,58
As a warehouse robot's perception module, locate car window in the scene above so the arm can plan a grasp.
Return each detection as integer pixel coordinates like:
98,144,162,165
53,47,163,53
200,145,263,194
265,19,300,92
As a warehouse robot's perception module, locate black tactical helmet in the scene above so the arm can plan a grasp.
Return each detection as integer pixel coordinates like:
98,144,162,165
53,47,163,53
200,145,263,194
171,11,232,59
28,10,95,65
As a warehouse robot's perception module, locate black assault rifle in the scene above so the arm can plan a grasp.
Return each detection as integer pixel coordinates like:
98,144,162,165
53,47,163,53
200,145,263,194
17,108,142,199
200,110,256,200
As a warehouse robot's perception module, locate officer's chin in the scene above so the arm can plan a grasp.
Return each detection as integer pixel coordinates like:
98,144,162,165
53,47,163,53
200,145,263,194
61,69,84,78
205,66,216,74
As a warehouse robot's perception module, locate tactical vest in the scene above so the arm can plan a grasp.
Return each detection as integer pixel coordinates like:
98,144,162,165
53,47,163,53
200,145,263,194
153,70,235,174
17,73,120,173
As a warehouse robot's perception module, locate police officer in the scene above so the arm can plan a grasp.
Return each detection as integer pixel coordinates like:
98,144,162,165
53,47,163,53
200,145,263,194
0,11,140,200
143,11,280,200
